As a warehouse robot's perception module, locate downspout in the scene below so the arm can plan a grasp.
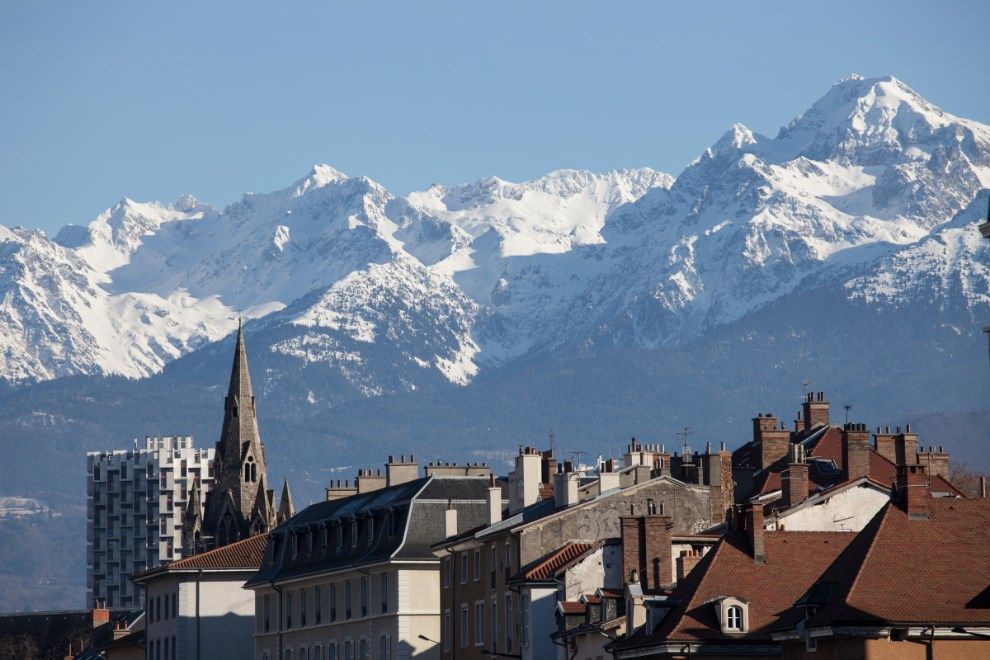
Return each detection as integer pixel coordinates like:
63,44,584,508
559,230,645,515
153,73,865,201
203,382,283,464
196,568,203,660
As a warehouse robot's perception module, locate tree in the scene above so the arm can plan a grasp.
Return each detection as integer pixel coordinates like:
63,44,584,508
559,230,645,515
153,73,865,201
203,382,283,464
950,461,988,498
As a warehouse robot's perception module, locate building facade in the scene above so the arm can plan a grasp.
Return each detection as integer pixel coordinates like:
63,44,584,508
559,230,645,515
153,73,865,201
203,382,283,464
87,436,215,609
246,458,496,660
131,533,268,660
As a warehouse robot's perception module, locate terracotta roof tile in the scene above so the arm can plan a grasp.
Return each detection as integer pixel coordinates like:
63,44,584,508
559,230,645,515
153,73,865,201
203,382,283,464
807,498,990,627
559,601,585,615
133,533,268,582
520,541,601,581
598,588,624,599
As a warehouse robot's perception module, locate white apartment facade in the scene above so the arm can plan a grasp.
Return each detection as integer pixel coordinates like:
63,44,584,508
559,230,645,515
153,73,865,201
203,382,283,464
87,436,215,608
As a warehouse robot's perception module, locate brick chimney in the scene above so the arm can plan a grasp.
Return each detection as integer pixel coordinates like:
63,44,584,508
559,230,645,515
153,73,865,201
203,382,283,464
781,461,809,510
92,599,110,627
621,509,674,590
917,446,950,479
893,426,918,467
385,455,419,487
802,391,830,430
874,426,897,465
676,549,703,583
742,504,765,564
842,423,871,481
896,465,930,520
753,413,790,469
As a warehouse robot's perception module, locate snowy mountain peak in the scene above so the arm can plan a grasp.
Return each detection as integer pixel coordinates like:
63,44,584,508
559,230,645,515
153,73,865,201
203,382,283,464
290,164,350,198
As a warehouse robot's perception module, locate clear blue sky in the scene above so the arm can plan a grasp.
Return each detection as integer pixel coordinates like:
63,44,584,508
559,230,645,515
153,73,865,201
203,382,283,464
2,1,988,233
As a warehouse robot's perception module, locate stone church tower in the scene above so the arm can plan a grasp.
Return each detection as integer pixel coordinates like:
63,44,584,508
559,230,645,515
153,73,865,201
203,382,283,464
185,321,293,552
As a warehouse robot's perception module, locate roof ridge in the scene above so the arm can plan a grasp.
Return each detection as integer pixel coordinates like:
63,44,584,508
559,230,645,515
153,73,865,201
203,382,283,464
167,532,268,569
843,502,892,605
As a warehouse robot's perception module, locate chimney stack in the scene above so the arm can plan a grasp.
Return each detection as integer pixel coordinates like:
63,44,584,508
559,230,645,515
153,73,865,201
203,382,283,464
598,460,621,494
753,413,790,469
781,460,809,510
893,428,918,467
386,455,419,487
917,446,950,480
896,465,930,520
444,501,458,538
554,465,580,509
802,391,830,430
356,468,386,494
487,474,502,526
743,504,765,564
676,549,703,583
621,512,674,590
510,447,542,512
92,599,110,628
842,423,871,481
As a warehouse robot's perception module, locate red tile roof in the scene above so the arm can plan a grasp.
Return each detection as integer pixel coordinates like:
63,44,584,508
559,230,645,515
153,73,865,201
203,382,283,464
132,533,269,582
582,594,601,604
804,497,990,627
623,530,858,646
559,601,585,615
520,541,601,581
598,587,624,599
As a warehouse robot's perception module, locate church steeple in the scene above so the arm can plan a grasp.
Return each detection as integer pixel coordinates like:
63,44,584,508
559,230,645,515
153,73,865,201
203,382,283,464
202,320,278,549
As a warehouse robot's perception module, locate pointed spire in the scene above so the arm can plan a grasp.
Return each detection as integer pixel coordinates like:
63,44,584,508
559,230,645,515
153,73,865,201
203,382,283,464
278,478,295,524
185,480,202,519
227,318,253,399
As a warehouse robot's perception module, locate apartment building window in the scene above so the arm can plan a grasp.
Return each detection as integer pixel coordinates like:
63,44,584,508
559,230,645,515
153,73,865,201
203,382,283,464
157,596,162,622
314,645,323,660
163,637,169,659
378,635,391,660
327,642,337,660
264,594,271,632
300,588,307,627
504,540,512,581
474,601,485,645
329,584,337,621
379,572,388,613
171,636,176,660
505,594,513,651
443,557,451,588
286,591,293,629
459,605,468,648
315,585,322,624
359,638,369,660
299,648,308,660
345,580,352,619
491,596,498,653
460,552,468,584
172,592,177,618
360,576,368,617
473,549,481,581
443,609,452,652
164,594,169,620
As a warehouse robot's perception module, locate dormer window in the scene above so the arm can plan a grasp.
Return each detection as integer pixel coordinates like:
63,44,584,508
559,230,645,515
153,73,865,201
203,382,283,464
715,597,749,634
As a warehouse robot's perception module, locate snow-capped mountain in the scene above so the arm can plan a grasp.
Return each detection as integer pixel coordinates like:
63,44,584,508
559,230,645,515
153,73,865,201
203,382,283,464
0,75,987,393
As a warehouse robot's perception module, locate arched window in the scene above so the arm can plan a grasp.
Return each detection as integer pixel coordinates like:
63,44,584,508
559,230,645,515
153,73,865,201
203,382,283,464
245,457,257,483
726,605,743,631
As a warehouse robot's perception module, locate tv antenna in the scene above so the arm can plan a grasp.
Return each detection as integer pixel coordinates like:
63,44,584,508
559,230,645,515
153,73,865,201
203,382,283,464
844,403,852,425
802,379,814,395
548,429,556,453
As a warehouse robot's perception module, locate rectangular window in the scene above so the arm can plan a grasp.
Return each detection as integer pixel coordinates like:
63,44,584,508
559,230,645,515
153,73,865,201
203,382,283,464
329,584,337,621
443,557,451,589
328,642,337,660
379,572,388,614
359,638,368,660
299,648,308,660
164,637,169,660
164,594,169,620
505,594,513,652
345,580,352,619
351,521,358,548
378,635,390,660
343,641,353,660
504,540,512,581
474,601,485,645
264,594,271,632
460,604,468,648
157,596,162,622
286,591,293,629
360,576,368,617
474,549,481,581
172,592,177,618
367,518,374,546
492,596,498,653
171,636,176,660
314,646,323,660
490,545,497,589
460,553,468,584
315,585,322,625
300,588,307,627
443,609,452,652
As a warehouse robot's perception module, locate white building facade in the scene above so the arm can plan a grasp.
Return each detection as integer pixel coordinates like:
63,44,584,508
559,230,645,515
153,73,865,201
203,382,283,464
87,436,215,608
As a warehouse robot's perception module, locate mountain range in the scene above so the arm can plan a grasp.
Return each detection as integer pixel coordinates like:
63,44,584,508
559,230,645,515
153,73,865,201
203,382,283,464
0,75,989,609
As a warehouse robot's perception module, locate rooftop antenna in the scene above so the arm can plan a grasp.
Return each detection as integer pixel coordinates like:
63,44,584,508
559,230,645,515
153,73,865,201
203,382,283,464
548,429,556,453
802,379,814,395
844,404,852,425
676,427,694,455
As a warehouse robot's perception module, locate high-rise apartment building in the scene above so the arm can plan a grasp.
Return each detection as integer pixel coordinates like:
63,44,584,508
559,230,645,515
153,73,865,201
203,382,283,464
86,436,214,608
